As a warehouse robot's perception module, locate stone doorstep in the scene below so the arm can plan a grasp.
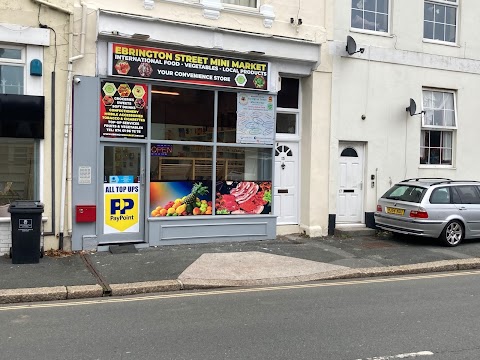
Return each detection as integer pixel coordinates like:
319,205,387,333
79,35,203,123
334,226,376,237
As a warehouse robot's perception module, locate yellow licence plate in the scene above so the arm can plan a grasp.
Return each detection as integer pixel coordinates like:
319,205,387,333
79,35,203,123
386,207,405,215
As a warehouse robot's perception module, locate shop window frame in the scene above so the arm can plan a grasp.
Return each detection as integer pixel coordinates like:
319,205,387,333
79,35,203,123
147,84,275,217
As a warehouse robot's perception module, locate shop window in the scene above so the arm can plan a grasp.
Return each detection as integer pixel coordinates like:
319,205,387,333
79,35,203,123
215,146,272,215
0,139,38,211
0,45,24,95
150,144,213,181
217,91,238,143
151,86,214,141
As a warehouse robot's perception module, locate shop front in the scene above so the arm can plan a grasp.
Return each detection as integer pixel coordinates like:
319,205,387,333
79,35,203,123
71,12,320,250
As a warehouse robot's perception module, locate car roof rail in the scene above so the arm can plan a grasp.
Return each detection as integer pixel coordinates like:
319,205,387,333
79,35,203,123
400,177,452,183
430,180,480,186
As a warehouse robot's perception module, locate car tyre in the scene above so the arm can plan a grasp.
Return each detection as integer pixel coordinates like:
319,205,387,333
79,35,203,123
440,220,464,247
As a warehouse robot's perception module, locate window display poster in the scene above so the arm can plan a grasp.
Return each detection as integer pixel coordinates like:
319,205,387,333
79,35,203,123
150,181,212,217
236,93,275,145
100,81,148,139
104,183,140,233
216,181,272,215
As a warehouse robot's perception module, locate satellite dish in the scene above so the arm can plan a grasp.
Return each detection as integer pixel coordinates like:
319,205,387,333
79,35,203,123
406,98,416,116
346,36,365,55
406,98,425,116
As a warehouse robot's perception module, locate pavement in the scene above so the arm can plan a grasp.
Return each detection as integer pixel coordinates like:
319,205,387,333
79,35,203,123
3,231,480,304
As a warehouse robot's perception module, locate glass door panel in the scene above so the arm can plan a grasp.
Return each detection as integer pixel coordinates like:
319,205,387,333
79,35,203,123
98,145,145,244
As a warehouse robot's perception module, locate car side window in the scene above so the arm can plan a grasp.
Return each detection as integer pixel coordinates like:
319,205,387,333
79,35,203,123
455,186,480,204
430,187,450,204
451,187,462,204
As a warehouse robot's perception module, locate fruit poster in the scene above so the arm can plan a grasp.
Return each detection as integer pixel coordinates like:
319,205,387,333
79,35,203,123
216,181,272,215
236,93,275,145
150,181,213,217
100,80,148,139
110,43,269,91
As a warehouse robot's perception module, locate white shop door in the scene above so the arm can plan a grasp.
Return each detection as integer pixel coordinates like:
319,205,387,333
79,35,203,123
274,142,299,224
336,143,364,223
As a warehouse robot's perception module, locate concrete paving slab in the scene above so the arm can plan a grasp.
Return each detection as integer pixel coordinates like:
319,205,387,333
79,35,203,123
178,251,349,281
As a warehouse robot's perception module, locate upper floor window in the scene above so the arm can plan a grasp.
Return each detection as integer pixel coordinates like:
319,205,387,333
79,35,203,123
222,0,257,7
0,45,24,95
424,0,458,43
351,0,389,33
420,89,456,165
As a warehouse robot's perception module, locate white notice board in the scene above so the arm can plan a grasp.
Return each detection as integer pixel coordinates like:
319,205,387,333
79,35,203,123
236,93,275,145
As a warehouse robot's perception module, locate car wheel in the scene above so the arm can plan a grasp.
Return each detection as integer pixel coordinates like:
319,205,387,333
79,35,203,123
440,220,464,247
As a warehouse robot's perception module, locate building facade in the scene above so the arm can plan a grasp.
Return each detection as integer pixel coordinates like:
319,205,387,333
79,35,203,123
326,0,480,233
2,0,477,254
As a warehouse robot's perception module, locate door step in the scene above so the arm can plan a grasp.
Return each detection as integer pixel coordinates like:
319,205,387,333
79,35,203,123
109,244,138,254
334,225,376,237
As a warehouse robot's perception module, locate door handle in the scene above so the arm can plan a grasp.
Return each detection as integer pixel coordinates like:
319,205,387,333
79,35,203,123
359,181,363,190
459,207,467,210
140,168,145,185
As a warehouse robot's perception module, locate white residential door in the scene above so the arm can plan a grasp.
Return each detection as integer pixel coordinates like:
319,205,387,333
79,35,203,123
274,142,299,224
337,143,364,223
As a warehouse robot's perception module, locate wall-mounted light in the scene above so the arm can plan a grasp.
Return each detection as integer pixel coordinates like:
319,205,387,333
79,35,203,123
151,90,180,96
290,17,303,26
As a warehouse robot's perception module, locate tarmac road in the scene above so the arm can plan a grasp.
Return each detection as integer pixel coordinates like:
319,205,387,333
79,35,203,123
1,270,480,360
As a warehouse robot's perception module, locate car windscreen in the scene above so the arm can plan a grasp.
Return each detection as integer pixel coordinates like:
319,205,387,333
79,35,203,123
381,185,426,203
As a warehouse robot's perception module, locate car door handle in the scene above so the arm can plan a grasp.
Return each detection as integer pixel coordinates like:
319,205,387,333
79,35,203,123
459,207,467,210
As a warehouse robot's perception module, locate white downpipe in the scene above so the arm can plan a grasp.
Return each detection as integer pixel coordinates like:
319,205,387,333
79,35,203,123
65,3,87,239
59,3,87,248
33,0,88,248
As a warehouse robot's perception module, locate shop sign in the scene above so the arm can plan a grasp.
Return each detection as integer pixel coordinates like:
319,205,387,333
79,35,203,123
236,93,275,144
151,144,173,157
104,183,140,233
100,81,148,139
110,43,269,91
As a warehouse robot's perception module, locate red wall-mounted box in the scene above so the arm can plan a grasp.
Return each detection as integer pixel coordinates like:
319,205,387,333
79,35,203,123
76,205,96,223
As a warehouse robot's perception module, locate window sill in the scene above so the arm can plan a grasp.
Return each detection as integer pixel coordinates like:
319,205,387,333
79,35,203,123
349,28,393,38
422,39,460,48
418,165,456,170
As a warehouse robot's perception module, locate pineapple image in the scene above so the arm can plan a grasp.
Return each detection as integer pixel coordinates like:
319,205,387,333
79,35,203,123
184,182,209,213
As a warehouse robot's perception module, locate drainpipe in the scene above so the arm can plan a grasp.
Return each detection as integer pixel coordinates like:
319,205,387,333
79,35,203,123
64,3,87,248
32,0,87,249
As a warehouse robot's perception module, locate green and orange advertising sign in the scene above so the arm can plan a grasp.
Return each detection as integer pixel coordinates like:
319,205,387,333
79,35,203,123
109,43,269,91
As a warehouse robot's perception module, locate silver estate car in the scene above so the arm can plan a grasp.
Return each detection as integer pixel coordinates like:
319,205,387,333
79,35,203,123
374,178,480,246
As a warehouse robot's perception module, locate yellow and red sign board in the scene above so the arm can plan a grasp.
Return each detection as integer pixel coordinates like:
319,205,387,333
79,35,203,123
104,184,140,233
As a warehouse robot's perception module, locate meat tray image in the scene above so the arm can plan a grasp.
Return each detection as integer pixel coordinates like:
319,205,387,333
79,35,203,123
216,181,271,215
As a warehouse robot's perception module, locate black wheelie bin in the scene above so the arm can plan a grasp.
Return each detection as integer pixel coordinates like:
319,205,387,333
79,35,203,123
8,200,44,264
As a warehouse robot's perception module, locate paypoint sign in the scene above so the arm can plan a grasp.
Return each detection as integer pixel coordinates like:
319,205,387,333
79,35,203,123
104,184,140,233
